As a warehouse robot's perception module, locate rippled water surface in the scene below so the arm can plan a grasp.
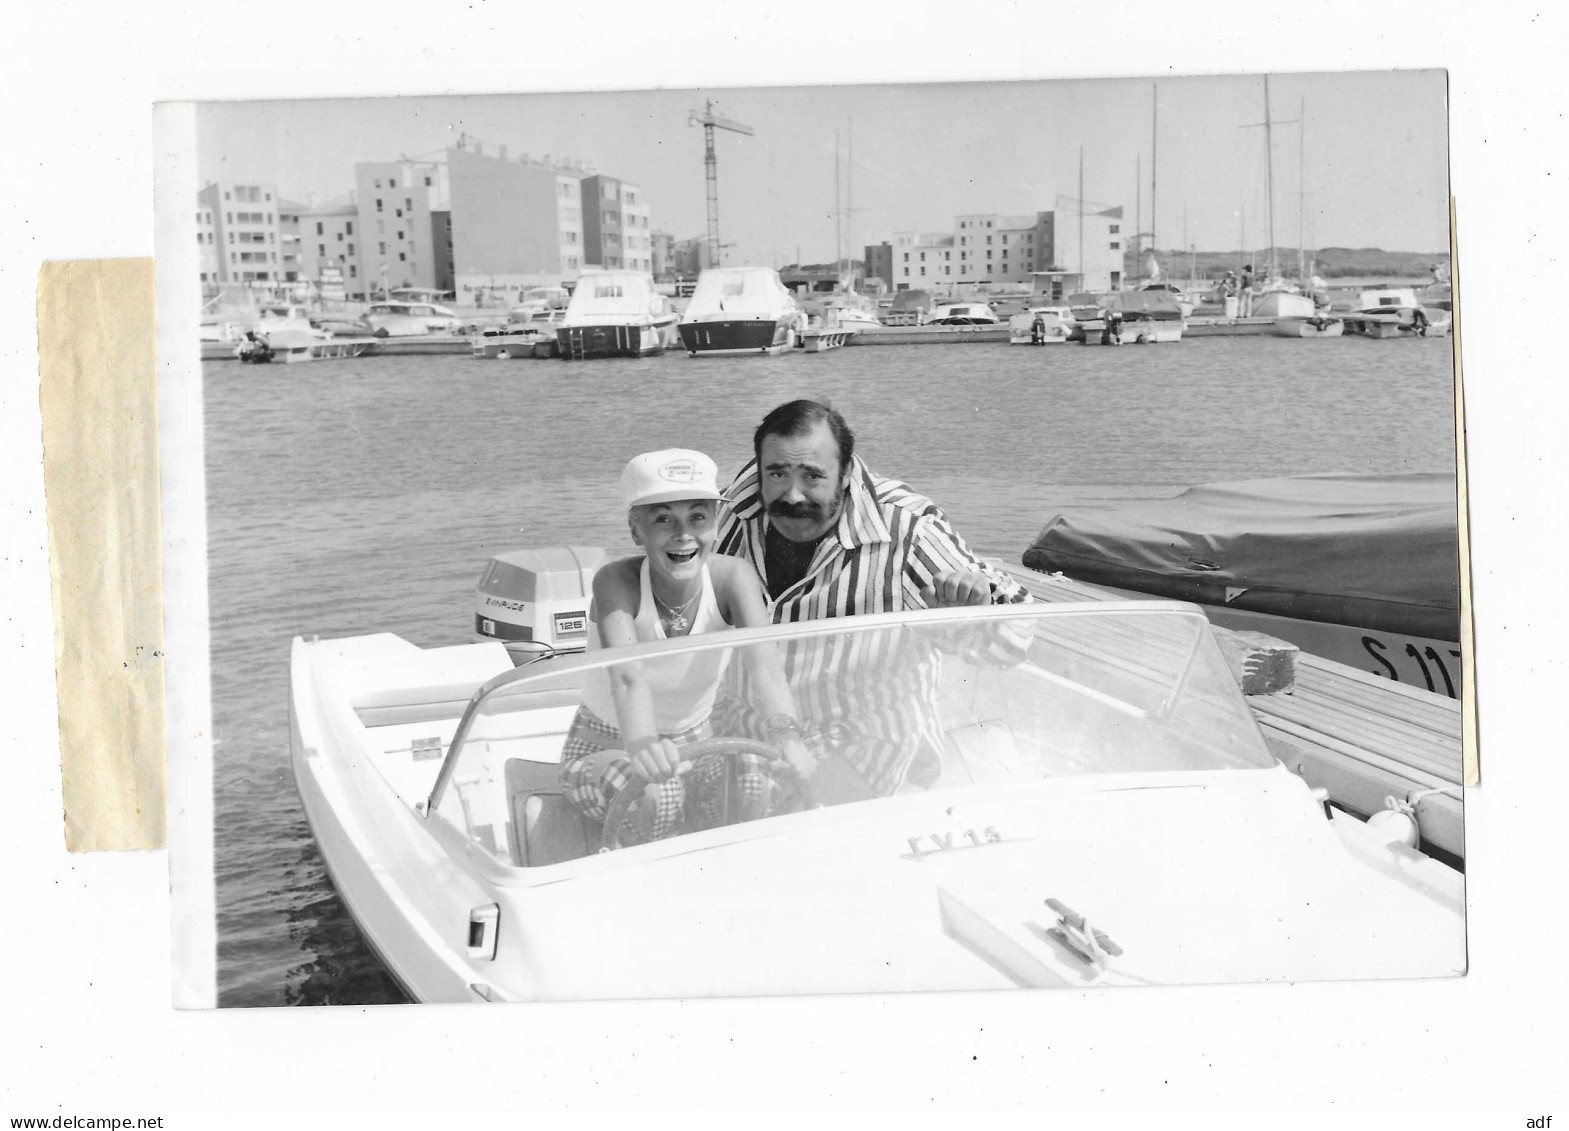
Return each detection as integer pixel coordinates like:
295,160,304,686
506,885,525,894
204,334,1457,1006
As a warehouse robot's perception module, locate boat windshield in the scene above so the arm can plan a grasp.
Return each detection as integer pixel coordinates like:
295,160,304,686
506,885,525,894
427,603,1274,865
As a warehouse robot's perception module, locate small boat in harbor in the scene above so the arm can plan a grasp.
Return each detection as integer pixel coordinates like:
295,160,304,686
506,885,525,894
881,289,935,327
556,269,679,359
290,560,1464,1004
1341,287,1451,339
1008,305,1074,345
237,328,373,363
366,300,465,337
473,310,566,359
819,288,884,332
1022,473,1462,698
926,301,999,326
1070,290,1186,344
1272,313,1345,338
677,266,805,356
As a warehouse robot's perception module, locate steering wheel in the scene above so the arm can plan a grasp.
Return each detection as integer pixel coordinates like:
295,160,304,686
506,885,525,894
598,736,813,852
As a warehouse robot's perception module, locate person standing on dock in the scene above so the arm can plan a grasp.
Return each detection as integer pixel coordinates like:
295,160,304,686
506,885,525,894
714,398,1030,801
1240,264,1256,317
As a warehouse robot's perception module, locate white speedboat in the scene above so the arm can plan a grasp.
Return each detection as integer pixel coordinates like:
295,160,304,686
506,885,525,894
1342,287,1451,339
290,568,1465,1004
238,328,372,363
819,290,883,332
1272,314,1345,338
677,266,805,356
365,300,465,337
556,269,679,359
927,301,999,326
473,310,567,359
1008,305,1074,345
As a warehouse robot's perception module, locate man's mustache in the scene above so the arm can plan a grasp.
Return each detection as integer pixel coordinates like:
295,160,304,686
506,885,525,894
766,498,827,519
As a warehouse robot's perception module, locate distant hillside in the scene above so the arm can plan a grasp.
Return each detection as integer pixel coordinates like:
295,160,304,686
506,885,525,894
1132,246,1449,282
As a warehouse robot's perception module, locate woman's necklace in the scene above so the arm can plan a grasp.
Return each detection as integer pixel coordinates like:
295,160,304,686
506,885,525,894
652,583,701,633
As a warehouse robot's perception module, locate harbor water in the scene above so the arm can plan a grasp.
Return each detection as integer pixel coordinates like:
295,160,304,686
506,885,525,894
204,335,1458,1006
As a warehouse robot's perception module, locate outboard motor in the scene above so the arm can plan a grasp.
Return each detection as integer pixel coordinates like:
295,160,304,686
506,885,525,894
474,546,606,663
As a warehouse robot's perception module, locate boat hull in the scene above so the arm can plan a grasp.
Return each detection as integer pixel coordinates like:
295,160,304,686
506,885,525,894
1272,316,1345,338
556,322,667,359
472,333,547,360
677,317,795,356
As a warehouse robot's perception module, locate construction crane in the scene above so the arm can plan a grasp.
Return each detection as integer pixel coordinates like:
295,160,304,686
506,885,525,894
688,99,753,269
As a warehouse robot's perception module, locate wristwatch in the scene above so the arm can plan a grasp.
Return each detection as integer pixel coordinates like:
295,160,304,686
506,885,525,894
762,713,803,740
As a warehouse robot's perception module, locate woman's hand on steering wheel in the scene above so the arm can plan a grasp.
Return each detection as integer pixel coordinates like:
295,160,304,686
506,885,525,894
777,734,817,781
626,734,683,781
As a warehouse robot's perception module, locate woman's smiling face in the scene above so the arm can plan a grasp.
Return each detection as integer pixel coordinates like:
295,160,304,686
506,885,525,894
629,498,719,585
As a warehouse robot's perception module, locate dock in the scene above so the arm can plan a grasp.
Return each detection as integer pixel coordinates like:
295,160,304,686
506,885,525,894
995,563,1465,862
1183,316,1278,338
848,325,1013,346
204,335,477,361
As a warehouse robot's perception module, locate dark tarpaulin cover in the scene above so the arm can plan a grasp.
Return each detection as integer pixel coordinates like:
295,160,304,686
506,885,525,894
1022,473,1461,640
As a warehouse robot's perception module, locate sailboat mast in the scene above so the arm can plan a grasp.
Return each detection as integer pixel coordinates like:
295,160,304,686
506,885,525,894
1298,95,1306,283
1238,202,1245,277
1151,83,1158,280
1135,153,1141,286
1263,74,1276,281
1078,146,1084,287
833,129,842,276
847,118,854,284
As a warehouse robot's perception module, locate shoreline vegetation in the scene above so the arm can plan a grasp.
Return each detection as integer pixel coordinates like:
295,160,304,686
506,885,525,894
1126,245,1448,282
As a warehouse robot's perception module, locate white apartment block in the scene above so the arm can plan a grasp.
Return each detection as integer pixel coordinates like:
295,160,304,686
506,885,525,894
890,207,1124,292
196,181,284,293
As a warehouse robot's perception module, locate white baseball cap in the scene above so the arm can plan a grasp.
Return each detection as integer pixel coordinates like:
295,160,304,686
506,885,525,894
621,449,723,509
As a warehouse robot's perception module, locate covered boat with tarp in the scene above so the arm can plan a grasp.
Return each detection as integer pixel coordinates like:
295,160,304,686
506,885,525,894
1022,473,1463,697
1068,290,1185,344
882,288,935,326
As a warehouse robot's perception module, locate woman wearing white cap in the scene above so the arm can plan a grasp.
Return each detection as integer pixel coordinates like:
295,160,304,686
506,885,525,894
561,448,815,840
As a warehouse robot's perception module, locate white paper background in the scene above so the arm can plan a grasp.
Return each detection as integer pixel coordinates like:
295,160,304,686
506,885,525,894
3,3,1566,1124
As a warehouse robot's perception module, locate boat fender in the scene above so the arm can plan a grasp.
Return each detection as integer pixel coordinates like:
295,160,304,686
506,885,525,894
1366,795,1420,848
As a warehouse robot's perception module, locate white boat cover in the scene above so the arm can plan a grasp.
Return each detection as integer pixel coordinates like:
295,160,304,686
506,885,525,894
563,270,668,324
1022,473,1460,640
681,267,797,320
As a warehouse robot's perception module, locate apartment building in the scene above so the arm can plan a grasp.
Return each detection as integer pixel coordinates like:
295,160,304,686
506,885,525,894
580,174,652,272
196,181,284,293
297,197,363,297
889,206,1124,291
354,158,448,297
444,144,588,303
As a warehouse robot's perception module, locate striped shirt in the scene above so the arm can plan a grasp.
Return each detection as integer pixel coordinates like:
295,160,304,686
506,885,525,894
714,455,1031,794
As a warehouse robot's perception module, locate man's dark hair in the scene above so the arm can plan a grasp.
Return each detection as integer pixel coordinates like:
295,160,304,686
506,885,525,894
753,398,855,470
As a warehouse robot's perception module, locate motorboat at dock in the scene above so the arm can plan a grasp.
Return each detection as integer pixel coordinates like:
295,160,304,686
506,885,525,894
291,561,1465,1004
365,300,465,337
1007,305,1074,345
238,328,374,363
677,266,805,356
556,269,679,359
1069,290,1186,344
1272,313,1345,338
1340,287,1451,339
926,301,1000,326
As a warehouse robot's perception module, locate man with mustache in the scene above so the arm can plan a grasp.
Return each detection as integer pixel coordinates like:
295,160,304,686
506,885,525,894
715,398,1030,800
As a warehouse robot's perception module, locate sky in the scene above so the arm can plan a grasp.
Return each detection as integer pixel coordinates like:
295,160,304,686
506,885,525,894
195,69,1450,269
